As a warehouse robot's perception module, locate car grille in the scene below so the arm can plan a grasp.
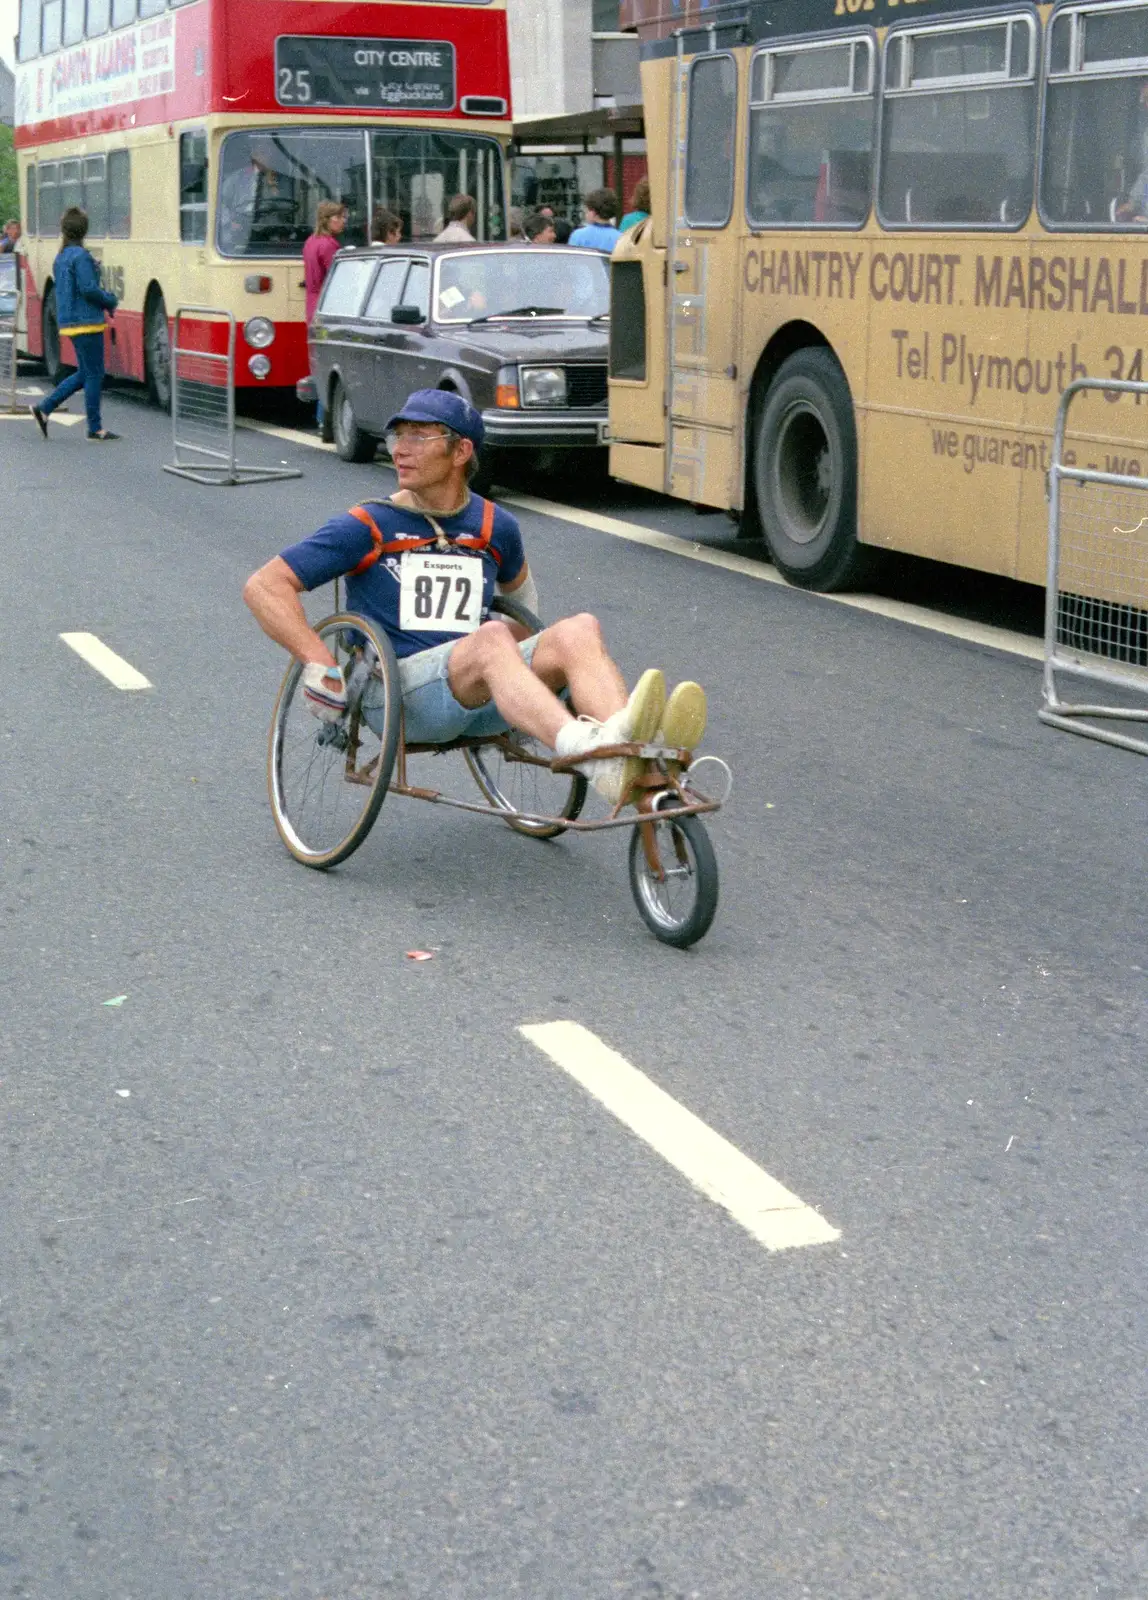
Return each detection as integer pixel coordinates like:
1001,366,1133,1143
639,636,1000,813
565,365,607,409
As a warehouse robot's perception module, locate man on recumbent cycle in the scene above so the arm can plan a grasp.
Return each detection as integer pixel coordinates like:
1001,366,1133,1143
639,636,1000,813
243,390,706,803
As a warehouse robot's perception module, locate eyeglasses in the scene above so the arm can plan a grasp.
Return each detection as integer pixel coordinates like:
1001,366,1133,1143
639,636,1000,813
385,428,452,452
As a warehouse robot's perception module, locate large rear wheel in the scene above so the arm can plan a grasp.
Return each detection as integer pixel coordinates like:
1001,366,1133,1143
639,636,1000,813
268,614,400,869
462,594,587,837
753,347,873,592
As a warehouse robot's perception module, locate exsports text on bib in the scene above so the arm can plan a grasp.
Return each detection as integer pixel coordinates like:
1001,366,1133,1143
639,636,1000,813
398,551,484,634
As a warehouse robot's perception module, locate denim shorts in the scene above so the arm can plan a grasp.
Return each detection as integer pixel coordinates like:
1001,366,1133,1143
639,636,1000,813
363,633,540,745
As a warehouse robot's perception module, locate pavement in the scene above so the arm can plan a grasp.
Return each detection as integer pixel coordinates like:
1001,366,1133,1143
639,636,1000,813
1,381,1145,1600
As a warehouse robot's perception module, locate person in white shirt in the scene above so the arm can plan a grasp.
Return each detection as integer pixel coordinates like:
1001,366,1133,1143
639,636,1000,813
435,194,477,243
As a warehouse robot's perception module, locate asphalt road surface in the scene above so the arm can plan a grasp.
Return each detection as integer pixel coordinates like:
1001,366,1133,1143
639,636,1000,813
2,383,1145,1600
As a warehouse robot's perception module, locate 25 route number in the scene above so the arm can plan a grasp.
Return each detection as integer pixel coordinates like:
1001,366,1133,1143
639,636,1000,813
278,67,312,102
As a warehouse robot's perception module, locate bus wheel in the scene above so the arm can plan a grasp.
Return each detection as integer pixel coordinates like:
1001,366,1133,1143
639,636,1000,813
145,292,172,411
754,347,872,592
41,288,63,383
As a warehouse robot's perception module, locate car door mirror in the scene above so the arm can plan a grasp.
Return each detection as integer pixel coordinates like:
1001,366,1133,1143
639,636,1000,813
391,304,424,325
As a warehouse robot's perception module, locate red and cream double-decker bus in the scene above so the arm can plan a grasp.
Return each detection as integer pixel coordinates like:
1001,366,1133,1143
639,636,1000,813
13,0,511,403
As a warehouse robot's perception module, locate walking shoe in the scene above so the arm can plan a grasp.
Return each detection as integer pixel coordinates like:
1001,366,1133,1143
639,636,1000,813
87,430,120,441
659,681,707,754
32,406,47,438
555,668,666,805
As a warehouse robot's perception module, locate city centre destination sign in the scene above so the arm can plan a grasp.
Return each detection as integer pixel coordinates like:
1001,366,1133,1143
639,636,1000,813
274,37,456,110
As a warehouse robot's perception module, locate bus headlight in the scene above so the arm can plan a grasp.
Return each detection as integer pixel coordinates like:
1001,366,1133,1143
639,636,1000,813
244,316,276,349
248,353,272,379
520,367,566,407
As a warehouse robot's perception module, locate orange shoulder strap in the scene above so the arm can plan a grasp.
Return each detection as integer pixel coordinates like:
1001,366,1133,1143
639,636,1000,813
345,497,499,576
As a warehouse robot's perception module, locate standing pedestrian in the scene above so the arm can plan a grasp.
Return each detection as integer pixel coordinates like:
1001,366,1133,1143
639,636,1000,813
619,178,651,233
32,207,119,442
303,200,347,429
553,217,573,244
524,212,557,244
371,207,403,245
0,220,21,253
569,189,622,252
435,195,478,243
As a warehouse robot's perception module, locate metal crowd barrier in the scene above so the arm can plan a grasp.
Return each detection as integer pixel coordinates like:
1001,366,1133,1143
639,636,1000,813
163,306,301,486
1041,377,1148,756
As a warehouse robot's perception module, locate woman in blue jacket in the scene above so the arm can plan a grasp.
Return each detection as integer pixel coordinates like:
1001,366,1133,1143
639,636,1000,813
33,207,120,441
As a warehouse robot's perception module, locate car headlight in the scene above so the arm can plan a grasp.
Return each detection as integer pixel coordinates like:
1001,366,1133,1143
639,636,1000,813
520,366,567,407
248,353,272,379
244,316,275,349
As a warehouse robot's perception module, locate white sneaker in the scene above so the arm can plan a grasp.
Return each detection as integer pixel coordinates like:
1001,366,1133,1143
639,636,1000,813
555,669,666,804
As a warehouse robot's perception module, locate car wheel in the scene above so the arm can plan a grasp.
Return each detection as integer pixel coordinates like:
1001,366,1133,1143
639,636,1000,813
332,377,377,463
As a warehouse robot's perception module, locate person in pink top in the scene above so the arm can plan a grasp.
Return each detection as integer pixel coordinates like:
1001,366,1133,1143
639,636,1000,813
303,200,347,426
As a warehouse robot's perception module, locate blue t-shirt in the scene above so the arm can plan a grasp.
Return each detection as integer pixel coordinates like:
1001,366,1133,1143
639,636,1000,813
569,222,622,252
280,496,526,659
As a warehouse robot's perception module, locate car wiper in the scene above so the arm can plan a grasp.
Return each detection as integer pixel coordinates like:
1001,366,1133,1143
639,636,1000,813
467,305,566,324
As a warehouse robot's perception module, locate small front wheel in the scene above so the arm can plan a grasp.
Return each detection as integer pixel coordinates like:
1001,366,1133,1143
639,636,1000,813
267,613,400,869
628,804,718,948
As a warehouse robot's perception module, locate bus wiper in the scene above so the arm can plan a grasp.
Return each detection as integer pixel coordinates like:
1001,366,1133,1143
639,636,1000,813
468,305,565,324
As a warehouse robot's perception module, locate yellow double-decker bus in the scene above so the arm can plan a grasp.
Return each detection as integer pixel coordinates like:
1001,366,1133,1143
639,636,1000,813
610,0,1148,591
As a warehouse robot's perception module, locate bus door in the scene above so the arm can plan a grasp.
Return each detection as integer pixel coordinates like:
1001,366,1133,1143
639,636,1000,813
665,49,742,507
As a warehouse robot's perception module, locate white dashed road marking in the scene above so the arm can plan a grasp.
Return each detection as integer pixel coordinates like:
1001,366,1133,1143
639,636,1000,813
519,1021,840,1253
59,633,152,690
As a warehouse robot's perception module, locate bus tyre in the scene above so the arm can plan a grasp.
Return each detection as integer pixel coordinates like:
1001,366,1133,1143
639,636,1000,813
754,347,872,592
145,293,172,411
332,377,376,463
41,288,63,383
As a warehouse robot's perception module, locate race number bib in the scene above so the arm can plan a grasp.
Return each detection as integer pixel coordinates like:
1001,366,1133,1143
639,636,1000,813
399,551,484,634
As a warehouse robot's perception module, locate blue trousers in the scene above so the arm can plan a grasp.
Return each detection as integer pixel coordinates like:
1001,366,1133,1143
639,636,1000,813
42,331,106,434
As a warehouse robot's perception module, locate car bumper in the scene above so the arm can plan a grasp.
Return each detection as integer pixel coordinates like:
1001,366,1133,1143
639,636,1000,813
480,408,608,449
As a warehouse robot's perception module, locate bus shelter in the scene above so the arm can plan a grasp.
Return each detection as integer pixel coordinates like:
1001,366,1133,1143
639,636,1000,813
510,105,645,226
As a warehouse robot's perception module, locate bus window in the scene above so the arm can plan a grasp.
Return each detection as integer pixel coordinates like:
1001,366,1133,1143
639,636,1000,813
86,0,109,36
17,0,41,61
111,0,135,29
748,37,874,227
37,163,57,234
217,130,367,256
41,0,62,53
59,159,82,215
179,131,208,243
84,156,108,235
1041,3,1148,227
370,130,506,242
138,0,165,17
26,167,37,236
684,54,737,227
108,150,131,237
62,0,84,46
879,15,1036,228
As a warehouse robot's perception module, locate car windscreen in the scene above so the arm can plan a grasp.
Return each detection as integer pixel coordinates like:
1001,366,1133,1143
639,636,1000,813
434,250,609,323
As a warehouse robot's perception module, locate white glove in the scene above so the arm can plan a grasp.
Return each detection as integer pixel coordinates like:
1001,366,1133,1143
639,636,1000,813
301,661,347,721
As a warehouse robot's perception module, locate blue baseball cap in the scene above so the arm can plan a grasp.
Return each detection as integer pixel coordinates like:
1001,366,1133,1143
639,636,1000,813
385,389,484,452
